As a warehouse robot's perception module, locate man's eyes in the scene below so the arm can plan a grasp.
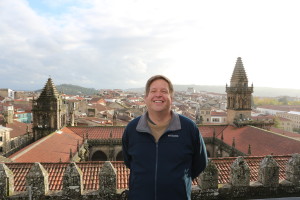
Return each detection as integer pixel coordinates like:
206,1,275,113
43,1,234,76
150,90,168,94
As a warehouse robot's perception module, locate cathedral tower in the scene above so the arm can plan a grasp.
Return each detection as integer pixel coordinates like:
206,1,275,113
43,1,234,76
226,57,253,124
32,78,67,141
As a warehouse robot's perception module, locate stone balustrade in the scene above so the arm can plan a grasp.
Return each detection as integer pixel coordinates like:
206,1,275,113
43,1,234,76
1,154,300,199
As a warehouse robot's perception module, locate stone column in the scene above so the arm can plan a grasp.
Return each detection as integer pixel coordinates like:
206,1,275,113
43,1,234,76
25,162,49,198
285,153,300,186
99,161,117,198
258,155,279,187
0,163,14,197
62,162,83,197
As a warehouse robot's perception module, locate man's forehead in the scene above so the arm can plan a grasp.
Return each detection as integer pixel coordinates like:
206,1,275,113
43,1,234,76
150,84,169,90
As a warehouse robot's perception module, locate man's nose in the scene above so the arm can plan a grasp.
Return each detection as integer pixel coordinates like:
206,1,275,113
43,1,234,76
154,91,163,96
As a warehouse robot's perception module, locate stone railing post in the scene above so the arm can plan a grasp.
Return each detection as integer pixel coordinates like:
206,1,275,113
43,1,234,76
99,161,117,199
198,159,218,190
258,155,279,187
62,162,83,197
229,156,250,198
285,153,300,186
230,156,250,187
25,162,49,198
198,159,219,199
0,163,14,198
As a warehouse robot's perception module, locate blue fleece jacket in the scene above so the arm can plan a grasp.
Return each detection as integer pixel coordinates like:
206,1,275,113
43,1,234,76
122,112,208,200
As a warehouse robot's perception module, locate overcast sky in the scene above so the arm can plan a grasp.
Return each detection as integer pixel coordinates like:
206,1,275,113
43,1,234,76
1,0,300,91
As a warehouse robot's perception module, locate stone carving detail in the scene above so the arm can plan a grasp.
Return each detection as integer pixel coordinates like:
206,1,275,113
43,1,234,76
0,163,14,197
25,162,49,198
62,162,83,196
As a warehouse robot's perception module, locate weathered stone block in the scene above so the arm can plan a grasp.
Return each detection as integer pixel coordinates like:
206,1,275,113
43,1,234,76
198,159,218,190
0,163,14,197
99,161,117,195
230,156,250,187
25,162,49,197
62,162,83,197
258,155,279,187
286,153,300,186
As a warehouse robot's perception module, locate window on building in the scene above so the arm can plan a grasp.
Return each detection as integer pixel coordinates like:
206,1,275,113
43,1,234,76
0,147,2,152
212,118,220,122
0,136,2,142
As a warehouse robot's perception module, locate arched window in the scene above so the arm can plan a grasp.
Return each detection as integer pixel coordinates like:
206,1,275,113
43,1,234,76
91,151,108,161
116,151,124,161
206,150,211,158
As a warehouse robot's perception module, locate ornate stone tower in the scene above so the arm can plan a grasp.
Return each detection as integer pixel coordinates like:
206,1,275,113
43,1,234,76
226,57,253,124
32,78,67,141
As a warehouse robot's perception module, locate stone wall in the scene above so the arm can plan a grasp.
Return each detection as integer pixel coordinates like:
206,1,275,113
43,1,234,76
1,155,300,199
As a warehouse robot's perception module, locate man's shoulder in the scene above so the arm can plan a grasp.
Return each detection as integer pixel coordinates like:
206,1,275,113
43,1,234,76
126,116,142,128
177,113,196,125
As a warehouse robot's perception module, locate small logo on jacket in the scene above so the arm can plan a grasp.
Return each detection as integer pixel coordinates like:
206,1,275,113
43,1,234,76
168,134,179,138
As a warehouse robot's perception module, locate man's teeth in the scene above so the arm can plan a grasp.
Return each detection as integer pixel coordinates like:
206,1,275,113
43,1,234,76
154,101,163,103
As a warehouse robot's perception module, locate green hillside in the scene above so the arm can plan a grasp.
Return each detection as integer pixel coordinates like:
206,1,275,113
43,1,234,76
55,84,98,96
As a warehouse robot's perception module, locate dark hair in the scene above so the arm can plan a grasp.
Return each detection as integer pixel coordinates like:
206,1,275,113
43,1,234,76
145,75,174,96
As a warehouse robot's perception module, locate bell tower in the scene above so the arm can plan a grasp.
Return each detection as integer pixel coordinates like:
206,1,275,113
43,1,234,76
32,78,67,141
226,57,253,124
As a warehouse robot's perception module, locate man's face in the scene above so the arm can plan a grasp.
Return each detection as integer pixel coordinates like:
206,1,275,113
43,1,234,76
145,79,172,114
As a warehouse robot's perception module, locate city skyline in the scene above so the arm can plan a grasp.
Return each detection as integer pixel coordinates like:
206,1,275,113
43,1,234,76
1,0,300,91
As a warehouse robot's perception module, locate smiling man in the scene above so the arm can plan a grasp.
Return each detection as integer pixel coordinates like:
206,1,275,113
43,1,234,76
122,75,208,200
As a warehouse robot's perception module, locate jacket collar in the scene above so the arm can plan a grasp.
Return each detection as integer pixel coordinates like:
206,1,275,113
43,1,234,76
136,111,181,133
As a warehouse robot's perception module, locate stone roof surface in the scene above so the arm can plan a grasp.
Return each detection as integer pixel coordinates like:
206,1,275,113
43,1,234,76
8,129,83,162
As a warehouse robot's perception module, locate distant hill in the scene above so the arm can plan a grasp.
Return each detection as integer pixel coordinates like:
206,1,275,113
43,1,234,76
128,85,300,97
37,83,300,97
55,84,99,96
175,85,300,97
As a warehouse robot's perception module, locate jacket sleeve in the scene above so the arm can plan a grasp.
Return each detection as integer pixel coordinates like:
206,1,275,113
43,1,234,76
191,125,208,179
122,127,131,169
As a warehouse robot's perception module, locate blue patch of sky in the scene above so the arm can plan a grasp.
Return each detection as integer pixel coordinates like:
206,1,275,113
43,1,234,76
26,0,90,16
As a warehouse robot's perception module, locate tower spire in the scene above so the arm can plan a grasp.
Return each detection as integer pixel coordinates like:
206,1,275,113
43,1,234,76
230,57,248,87
39,78,59,98
226,57,253,125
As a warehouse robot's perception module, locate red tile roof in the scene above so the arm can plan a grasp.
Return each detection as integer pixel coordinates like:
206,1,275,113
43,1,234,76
66,126,124,139
5,120,32,138
9,129,83,162
67,125,300,156
210,111,227,116
218,125,300,156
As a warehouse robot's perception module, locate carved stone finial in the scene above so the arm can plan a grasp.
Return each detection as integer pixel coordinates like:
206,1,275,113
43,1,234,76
258,155,279,187
198,159,218,190
99,161,117,195
232,137,236,148
230,157,250,187
0,163,14,197
62,162,83,196
248,144,251,155
25,163,49,197
285,153,300,186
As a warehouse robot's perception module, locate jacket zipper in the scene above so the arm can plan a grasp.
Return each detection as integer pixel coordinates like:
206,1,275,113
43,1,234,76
155,142,158,200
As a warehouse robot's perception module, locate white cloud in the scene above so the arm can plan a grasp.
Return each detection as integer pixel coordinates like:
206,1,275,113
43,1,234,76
0,0,300,91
